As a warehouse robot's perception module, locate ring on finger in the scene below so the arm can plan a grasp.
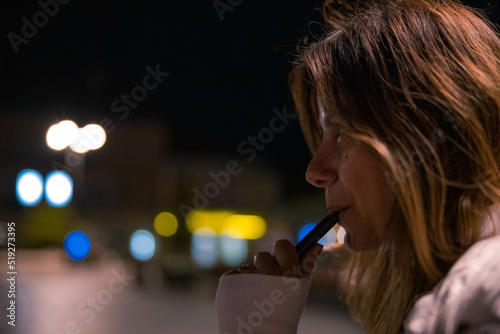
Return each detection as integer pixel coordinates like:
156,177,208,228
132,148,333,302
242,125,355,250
238,262,256,273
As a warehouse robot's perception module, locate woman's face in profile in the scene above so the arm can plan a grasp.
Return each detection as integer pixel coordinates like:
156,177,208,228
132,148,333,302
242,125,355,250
306,101,396,252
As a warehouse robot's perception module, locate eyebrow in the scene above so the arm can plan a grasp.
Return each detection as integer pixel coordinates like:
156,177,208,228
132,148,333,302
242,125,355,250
320,112,334,130
317,96,342,129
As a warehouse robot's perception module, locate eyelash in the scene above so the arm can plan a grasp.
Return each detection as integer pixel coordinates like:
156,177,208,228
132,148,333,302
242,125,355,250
320,118,344,141
321,128,343,144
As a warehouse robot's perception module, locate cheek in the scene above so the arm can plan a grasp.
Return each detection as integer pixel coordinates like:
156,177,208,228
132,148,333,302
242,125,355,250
339,158,380,208
341,149,395,229
368,165,396,219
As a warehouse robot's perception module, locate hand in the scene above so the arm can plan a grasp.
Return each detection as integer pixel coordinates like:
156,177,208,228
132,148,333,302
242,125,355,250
223,239,324,278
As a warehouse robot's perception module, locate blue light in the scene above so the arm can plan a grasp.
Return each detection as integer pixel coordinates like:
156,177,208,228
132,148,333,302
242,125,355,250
298,222,337,247
298,223,317,243
64,231,91,261
130,230,156,261
219,235,248,266
16,169,44,206
45,170,73,207
191,228,217,268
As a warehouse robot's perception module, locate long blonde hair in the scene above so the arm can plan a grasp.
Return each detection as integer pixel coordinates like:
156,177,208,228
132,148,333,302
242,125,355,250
289,0,500,332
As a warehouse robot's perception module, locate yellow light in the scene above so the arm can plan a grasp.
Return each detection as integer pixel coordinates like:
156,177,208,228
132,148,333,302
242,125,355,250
185,210,267,240
222,214,267,240
186,210,233,234
220,226,245,239
154,212,178,237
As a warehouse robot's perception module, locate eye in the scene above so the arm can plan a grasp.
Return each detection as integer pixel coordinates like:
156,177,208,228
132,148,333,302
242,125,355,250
330,126,343,141
319,116,344,143
321,127,344,145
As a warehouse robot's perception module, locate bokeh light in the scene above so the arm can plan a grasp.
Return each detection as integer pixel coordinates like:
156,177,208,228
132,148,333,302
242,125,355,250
16,169,44,206
46,120,79,150
222,214,267,239
322,227,337,248
337,226,346,245
297,223,316,243
219,235,248,266
298,222,337,248
130,230,156,261
64,231,91,261
153,212,178,237
45,170,73,207
69,130,91,154
82,124,106,150
191,228,217,268
69,124,106,153
186,210,232,234
186,210,267,239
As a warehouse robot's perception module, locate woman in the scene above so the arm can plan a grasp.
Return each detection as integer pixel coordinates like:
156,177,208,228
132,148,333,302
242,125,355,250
216,0,500,333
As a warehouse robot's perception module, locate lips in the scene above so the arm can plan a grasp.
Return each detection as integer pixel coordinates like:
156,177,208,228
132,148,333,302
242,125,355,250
328,206,347,212
327,206,349,223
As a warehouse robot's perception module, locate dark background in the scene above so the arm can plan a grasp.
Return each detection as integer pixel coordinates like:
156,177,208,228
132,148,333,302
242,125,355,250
1,0,326,197
1,0,498,192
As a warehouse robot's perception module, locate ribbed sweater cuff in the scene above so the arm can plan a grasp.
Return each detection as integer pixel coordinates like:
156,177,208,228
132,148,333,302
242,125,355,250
215,273,312,334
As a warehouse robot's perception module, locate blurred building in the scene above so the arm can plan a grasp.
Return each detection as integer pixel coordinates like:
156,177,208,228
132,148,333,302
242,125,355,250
0,113,292,252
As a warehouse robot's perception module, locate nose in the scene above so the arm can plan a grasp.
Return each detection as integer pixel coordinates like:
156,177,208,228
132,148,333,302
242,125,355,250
305,143,339,188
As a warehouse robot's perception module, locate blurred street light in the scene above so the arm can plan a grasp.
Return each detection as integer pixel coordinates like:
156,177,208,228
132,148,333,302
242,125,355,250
70,124,107,153
45,170,73,207
46,120,79,151
64,231,91,261
130,230,156,261
16,169,44,206
191,228,218,268
186,210,267,240
46,120,106,153
219,235,247,266
153,212,178,237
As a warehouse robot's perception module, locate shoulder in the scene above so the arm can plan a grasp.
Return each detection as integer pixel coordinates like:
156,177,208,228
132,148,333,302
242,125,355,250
435,234,500,316
404,235,500,333
450,234,500,279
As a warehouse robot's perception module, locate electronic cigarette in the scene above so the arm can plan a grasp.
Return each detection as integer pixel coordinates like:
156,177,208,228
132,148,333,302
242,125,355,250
295,211,340,260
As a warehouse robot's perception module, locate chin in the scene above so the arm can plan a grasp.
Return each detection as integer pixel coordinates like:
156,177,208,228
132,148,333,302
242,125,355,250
343,233,381,252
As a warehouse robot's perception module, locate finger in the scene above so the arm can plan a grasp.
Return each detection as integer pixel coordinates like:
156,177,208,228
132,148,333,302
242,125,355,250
254,251,279,274
301,243,324,275
273,239,300,269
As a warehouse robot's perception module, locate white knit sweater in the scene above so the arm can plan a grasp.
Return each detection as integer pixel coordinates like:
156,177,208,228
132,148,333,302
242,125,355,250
215,206,500,333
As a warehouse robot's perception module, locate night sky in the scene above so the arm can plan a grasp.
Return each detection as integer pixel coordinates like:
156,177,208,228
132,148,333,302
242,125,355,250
1,0,498,191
